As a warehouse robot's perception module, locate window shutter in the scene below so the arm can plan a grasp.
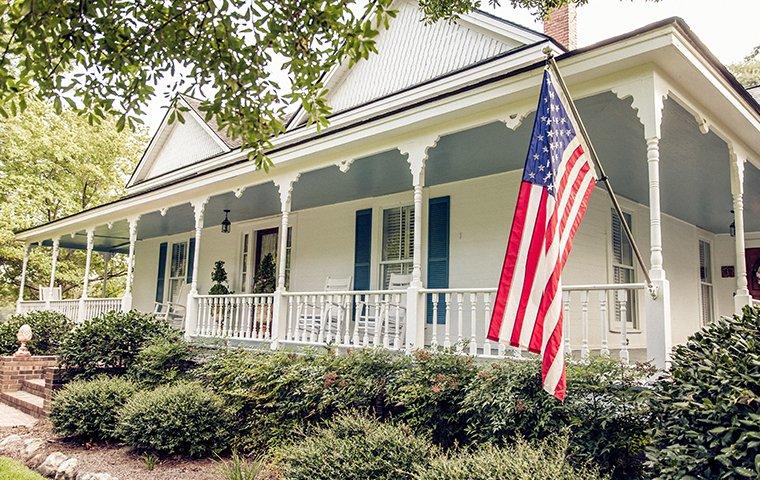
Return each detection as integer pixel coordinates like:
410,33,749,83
186,237,196,284
156,242,168,303
427,196,450,324
354,209,372,291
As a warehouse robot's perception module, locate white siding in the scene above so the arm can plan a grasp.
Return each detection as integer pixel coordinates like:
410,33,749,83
132,171,735,349
143,118,225,180
326,0,520,112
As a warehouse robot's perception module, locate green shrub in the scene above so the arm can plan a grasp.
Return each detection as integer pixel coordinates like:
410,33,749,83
116,381,231,457
461,357,651,479
196,348,407,452
387,349,477,446
50,376,137,442
270,414,437,480
127,337,195,388
416,437,606,480
647,306,760,479
0,311,73,355
59,310,180,378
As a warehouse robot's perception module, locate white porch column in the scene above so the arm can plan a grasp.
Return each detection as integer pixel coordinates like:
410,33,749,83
77,228,95,322
184,197,208,339
16,243,31,311
49,237,60,289
271,173,300,349
121,216,140,312
730,146,752,313
47,237,60,309
612,74,671,368
399,135,439,352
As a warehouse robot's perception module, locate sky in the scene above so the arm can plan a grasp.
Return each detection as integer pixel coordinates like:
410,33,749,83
142,0,760,134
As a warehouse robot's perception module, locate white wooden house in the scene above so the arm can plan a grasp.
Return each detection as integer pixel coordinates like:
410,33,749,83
13,1,760,368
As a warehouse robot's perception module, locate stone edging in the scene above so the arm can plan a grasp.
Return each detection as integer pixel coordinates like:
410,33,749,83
0,434,118,480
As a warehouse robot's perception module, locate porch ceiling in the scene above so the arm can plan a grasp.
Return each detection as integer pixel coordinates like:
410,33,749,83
44,91,759,253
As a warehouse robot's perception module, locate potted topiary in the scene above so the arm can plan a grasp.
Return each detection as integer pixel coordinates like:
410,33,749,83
252,253,277,336
208,261,233,334
208,260,231,295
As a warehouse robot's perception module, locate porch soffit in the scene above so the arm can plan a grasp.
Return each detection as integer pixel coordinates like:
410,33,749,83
41,89,760,254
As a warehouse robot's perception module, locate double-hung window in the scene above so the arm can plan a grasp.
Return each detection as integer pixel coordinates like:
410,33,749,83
381,205,414,288
611,210,637,329
699,239,715,325
167,241,188,303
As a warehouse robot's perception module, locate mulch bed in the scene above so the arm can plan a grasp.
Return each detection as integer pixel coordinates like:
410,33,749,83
1,421,224,480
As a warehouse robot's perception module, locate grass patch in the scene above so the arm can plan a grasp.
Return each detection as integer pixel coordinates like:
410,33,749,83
0,457,45,480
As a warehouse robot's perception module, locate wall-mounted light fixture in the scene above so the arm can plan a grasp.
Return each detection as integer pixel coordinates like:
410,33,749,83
729,209,735,238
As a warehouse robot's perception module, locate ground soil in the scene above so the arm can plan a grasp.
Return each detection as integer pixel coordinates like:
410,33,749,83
1,420,225,480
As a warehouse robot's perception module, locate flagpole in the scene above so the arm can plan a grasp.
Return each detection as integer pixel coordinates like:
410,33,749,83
543,49,656,297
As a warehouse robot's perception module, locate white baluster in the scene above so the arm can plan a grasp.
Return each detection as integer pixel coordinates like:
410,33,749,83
563,291,572,357
443,293,452,349
266,296,273,340
353,295,363,346
393,293,402,350
373,294,382,347
317,295,326,344
599,291,610,357
431,293,439,349
617,289,630,364
483,293,495,357
580,290,590,362
343,295,352,346
469,293,477,355
455,293,463,352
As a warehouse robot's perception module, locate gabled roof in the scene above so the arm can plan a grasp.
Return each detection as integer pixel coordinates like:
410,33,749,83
286,0,553,129
181,95,242,149
127,95,236,188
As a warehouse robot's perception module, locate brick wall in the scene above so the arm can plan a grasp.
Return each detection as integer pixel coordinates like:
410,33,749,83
0,355,57,392
543,4,577,50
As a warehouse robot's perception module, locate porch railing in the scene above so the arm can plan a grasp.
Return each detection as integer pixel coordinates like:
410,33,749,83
194,294,275,340
421,283,644,363
282,290,407,350
16,298,121,323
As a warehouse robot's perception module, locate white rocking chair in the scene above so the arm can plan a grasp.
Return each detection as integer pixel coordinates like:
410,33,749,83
39,286,62,302
297,276,352,343
356,273,410,347
153,282,189,329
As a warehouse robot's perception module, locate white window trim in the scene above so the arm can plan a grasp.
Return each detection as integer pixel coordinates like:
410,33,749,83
236,214,297,292
165,240,189,302
697,236,716,326
378,203,415,289
606,207,641,333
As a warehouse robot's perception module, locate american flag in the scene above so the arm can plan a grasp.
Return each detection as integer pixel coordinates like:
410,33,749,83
487,68,597,400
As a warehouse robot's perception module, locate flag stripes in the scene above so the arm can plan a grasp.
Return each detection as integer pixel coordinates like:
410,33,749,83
487,68,597,400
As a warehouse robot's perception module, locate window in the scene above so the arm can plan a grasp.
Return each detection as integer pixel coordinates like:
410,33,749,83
611,210,637,329
285,227,293,289
381,205,414,288
167,241,188,303
699,239,714,325
240,233,250,292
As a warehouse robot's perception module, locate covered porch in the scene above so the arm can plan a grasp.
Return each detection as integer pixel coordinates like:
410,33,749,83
15,80,760,368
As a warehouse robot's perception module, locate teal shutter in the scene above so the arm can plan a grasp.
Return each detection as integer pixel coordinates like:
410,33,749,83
427,196,450,324
155,242,168,302
186,237,195,284
354,209,372,291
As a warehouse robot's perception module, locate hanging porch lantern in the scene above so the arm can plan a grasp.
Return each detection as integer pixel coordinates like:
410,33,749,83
221,209,231,234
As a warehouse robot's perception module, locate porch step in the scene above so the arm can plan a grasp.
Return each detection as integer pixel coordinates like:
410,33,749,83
21,378,46,397
0,390,45,418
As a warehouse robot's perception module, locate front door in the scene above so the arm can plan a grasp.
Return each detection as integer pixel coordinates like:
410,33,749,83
255,227,279,279
746,248,760,300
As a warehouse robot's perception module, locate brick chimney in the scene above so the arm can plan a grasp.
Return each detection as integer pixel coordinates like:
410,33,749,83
543,4,578,50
